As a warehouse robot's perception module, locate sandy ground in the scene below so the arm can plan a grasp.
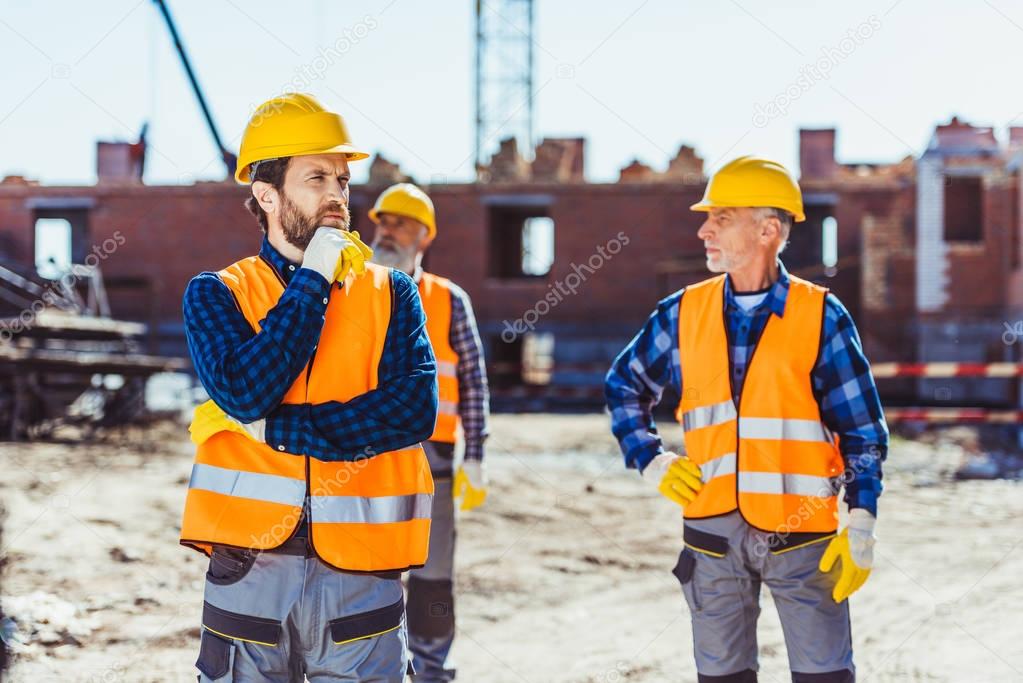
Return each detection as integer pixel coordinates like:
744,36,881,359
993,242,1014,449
2,414,1022,682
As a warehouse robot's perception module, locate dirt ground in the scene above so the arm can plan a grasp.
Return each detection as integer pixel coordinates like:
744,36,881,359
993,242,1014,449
2,414,1022,682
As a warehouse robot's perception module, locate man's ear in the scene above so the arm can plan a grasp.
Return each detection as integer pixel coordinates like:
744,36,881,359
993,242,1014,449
419,228,435,252
759,214,781,245
251,180,278,216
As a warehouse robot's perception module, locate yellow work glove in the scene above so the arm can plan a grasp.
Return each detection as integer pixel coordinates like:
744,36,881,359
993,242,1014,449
188,400,264,445
818,508,876,603
331,230,374,283
453,460,488,511
643,453,704,508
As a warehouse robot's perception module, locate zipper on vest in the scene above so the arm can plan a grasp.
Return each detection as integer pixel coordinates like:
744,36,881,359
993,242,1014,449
722,304,743,521
301,335,318,547
302,450,311,547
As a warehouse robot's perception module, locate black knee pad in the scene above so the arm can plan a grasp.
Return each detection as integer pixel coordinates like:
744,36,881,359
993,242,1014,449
406,576,454,638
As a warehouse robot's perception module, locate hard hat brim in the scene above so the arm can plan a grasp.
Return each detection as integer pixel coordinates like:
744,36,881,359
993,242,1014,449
368,207,436,239
235,144,370,184
689,199,805,222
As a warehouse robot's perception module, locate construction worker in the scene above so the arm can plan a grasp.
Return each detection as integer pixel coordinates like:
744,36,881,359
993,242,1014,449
605,156,888,683
368,183,490,682
179,93,438,682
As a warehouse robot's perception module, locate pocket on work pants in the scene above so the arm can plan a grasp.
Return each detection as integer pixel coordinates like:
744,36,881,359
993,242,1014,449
206,546,258,586
328,596,406,646
674,526,731,612
673,547,702,611
197,601,286,682
319,597,408,682
196,628,235,681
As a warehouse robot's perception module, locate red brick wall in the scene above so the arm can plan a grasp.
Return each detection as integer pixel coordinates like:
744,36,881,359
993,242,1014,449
0,166,1016,373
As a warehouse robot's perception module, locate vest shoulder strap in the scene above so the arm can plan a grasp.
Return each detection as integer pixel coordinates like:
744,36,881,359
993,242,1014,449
678,273,726,318
216,256,284,331
420,271,453,297
351,261,392,293
786,272,829,298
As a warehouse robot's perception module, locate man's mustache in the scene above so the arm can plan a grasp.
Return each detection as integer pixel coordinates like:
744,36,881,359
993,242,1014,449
319,203,349,217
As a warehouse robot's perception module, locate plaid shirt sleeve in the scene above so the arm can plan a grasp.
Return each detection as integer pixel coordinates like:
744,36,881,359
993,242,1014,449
448,282,490,461
265,269,439,461
604,291,683,473
182,268,330,422
813,292,889,516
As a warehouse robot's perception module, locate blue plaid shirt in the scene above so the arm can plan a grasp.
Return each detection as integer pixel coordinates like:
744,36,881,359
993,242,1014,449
183,236,437,462
605,261,888,516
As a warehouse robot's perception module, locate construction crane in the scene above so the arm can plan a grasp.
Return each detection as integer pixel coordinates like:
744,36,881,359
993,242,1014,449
475,0,535,174
152,0,237,178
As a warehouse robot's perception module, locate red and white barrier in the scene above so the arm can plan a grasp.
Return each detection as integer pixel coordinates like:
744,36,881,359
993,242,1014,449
884,408,1023,424
872,362,1022,424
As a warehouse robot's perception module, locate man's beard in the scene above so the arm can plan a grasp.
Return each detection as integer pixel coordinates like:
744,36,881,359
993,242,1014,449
280,194,351,250
705,244,751,273
371,238,418,273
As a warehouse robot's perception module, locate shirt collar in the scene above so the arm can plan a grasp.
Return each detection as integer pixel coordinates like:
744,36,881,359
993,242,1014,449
259,235,302,285
724,260,790,318
411,265,424,284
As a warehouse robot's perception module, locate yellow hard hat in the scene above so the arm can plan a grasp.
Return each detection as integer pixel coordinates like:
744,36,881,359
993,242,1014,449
235,93,368,184
368,183,436,239
690,155,805,222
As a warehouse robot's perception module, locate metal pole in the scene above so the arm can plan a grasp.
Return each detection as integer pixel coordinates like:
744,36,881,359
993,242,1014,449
526,0,535,156
474,0,484,176
152,0,236,177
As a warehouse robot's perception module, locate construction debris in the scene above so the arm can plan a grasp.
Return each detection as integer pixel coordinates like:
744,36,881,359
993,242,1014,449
3,592,98,652
0,257,186,440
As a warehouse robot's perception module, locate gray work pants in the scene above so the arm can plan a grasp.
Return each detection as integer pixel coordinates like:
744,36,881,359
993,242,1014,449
408,441,457,682
675,511,854,682
196,545,409,682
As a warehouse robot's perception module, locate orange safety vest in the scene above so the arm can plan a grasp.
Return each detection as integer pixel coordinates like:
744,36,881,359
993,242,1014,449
419,272,460,444
180,257,434,572
676,273,843,534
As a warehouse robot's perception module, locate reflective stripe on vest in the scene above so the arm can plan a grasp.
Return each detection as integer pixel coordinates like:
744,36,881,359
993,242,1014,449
738,417,834,443
676,273,843,534
180,257,433,572
309,493,434,524
681,399,737,432
189,463,305,507
699,451,736,483
420,272,460,443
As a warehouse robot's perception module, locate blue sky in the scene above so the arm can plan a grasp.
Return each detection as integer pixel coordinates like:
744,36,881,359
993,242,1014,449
3,0,1023,186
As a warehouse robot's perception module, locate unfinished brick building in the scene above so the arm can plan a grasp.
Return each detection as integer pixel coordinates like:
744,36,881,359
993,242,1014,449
1,116,1020,410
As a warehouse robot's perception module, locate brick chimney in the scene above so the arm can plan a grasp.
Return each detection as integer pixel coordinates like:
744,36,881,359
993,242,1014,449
531,137,585,183
96,123,147,183
618,159,656,183
799,128,837,179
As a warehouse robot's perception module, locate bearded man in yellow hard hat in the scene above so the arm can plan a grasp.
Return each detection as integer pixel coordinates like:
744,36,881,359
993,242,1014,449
606,156,888,682
180,93,438,682
367,183,490,682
